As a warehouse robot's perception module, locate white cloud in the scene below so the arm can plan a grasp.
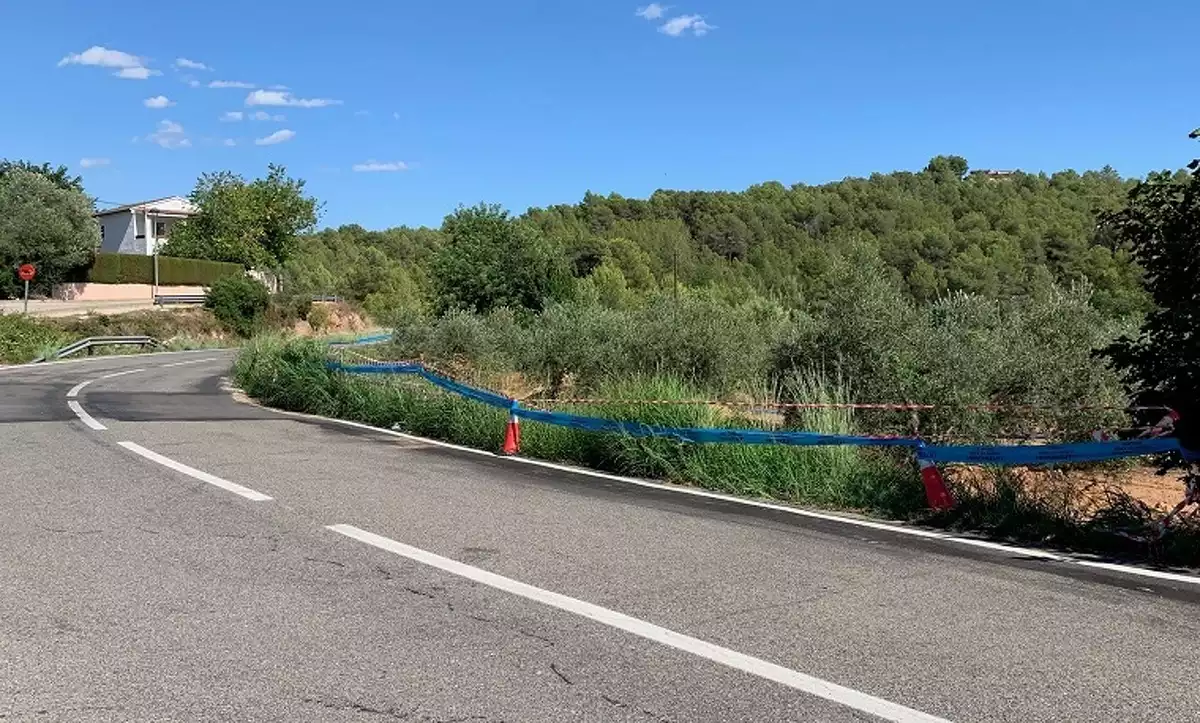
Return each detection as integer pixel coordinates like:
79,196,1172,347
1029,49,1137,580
255,129,296,146
268,84,290,90
223,139,237,147
249,111,285,121
175,58,210,71
636,3,668,20
58,46,142,69
220,111,244,122
116,66,160,80
146,120,190,149
209,80,256,89
353,160,409,172
143,95,174,108
659,14,714,36
186,78,202,88
245,89,342,108
79,157,111,169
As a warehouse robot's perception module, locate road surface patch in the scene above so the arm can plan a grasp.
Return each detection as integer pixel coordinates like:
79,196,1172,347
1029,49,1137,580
327,523,954,723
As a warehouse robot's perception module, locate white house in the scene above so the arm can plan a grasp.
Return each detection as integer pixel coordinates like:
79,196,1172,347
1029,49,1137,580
94,196,199,255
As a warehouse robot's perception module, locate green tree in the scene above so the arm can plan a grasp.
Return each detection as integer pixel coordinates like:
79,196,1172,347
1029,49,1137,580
925,155,969,182
161,164,319,270
1103,130,1200,457
0,168,99,298
0,159,85,194
204,274,270,337
431,204,568,313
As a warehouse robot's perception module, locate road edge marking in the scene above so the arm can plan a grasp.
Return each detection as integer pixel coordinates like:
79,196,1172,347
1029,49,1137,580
161,358,219,368
229,391,1200,588
118,441,272,502
328,523,952,723
67,400,107,430
67,368,147,398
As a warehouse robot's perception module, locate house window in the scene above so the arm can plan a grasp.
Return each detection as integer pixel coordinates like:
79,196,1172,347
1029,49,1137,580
100,225,105,241
155,221,168,238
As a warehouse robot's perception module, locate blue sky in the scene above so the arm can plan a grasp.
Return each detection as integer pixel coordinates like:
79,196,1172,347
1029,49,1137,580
2,1,1197,230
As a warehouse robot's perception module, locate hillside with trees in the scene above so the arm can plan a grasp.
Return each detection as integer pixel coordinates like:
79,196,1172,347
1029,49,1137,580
284,156,1151,319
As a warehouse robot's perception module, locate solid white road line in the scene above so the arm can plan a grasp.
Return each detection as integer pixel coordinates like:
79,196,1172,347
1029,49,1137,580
67,401,107,430
161,358,219,368
118,442,273,502
260,407,1200,588
66,368,146,398
328,524,953,723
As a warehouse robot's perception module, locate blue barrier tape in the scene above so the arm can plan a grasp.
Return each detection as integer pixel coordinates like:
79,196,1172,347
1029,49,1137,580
323,357,1183,465
328,333,394,347
324,361,513,409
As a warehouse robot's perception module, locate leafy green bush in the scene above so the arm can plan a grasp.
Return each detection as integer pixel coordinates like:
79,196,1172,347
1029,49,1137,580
87,253,242,285
0,312,71,363
773,266,1129,439
306,303,332,332
205,274,269,337
88,253,154,284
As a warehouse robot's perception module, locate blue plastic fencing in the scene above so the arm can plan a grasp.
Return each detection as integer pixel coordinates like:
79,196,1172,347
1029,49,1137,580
324,358,1186,466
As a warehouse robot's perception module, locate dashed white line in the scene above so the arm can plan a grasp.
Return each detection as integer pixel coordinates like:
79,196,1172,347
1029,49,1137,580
118,442,273,502
67,368,146,398
67,401,107,430
327,524,953,723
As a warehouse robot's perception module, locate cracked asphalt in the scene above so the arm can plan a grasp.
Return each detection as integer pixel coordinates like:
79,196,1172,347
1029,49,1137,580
2,352,1199,722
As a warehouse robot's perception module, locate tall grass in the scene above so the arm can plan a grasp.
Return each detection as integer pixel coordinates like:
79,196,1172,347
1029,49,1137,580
235,336,920,515
235,336,1200,566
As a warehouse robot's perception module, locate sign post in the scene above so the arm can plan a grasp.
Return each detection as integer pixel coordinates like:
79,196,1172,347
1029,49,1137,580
17,264,35,314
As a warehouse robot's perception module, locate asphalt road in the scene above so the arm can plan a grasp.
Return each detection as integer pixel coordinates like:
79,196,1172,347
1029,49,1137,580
3,352,1199,722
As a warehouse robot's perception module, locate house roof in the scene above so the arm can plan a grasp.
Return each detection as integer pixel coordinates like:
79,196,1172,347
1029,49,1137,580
94,195,199,217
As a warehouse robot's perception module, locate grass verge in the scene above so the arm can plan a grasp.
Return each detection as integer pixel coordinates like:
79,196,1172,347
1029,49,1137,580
0,309,234,364
235,336,1200,568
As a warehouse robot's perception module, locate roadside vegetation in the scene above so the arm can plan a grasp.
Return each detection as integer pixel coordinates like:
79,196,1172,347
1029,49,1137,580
10,134,1200,564
234,132,1200,565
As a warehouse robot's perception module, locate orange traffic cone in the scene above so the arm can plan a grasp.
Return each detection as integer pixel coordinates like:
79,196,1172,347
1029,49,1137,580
501,404,521,456
917,450,955,511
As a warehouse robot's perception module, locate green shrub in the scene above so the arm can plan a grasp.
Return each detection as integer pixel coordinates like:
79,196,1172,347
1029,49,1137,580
156,256,243,285
306,303,333,332
88,253,154,284
0,313,71,363
205,274,269,337
87,253,241,286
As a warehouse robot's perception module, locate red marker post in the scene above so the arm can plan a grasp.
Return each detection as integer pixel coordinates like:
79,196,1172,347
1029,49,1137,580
18,264,35,314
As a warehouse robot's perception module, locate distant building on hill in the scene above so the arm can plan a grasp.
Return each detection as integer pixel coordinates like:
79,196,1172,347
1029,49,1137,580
971,169,1018,181
94,196,198,255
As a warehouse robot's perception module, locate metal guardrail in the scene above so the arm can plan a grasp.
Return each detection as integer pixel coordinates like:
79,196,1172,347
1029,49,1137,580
154,294,207,306
32,336,164,363
311,295,343,303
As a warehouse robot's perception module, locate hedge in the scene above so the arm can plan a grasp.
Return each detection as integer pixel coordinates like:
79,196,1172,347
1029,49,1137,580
87,253,243,286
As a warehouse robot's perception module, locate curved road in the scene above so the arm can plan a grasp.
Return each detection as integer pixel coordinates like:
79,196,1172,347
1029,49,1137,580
2,351,1199,722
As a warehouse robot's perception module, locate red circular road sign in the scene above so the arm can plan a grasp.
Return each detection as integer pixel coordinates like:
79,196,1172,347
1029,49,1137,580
18,264,35,281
